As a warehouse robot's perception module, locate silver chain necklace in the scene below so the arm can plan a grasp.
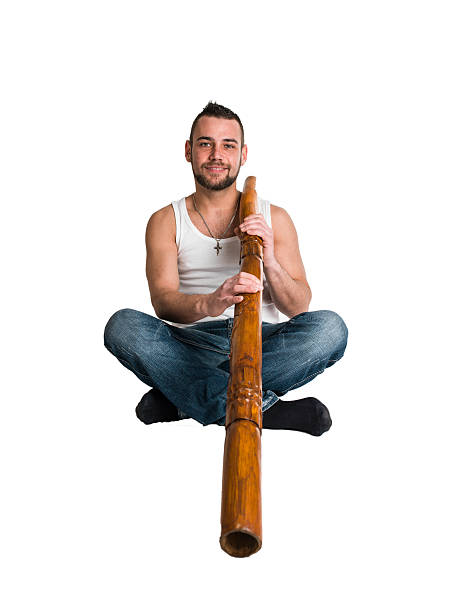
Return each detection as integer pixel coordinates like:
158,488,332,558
192,193,240,255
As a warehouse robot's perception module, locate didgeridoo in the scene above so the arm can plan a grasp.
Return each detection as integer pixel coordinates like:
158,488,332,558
220,176,263,557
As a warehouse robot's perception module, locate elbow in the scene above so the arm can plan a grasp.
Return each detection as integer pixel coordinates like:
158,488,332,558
282,286,311,318
294,284,311,315
305,287,312,312
150,295,166,320
152,305,165,320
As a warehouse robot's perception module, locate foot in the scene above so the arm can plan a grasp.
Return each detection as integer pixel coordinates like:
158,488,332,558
135,388,185,425
262,397,332,436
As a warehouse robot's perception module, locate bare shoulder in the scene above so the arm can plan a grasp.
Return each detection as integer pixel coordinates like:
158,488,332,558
269,204,298,238
269,204,307,283
146,203,176,242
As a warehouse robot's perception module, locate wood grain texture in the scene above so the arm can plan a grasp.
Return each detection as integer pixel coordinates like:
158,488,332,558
220,176,263,557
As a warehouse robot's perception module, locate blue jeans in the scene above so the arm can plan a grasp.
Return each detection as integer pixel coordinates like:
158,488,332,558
103,309,348,426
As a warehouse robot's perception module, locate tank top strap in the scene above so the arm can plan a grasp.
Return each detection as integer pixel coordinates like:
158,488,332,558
258,197,272,227
171,197,186,251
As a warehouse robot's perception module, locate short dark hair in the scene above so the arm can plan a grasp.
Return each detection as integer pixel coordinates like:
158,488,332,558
189,101,244,147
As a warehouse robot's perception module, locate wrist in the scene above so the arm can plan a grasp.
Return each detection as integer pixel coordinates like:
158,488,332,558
263,255,280,273
199,294,212,318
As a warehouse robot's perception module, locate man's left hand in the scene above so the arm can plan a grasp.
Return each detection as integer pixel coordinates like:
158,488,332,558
236,214,276,268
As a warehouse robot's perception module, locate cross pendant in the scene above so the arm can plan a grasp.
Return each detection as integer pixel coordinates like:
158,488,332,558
214,241,222,255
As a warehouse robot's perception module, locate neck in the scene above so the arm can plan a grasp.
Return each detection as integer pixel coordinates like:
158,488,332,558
193,184,240,215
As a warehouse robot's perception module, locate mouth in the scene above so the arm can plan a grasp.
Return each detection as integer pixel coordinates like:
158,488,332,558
205,166,229,174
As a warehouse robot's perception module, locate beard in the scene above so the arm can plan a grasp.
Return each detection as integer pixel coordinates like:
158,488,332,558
191,156,242,191
194,171,238,191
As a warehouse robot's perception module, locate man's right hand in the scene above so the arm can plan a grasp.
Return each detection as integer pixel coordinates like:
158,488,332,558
206,272,263,317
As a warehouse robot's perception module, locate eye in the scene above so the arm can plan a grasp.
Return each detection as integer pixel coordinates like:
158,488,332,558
224,144,236,149
199,142,211,147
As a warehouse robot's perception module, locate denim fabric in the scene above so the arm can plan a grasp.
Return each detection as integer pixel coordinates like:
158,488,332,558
103,309,348,426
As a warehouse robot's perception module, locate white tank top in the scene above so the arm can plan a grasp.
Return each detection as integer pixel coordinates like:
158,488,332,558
169,196,281,327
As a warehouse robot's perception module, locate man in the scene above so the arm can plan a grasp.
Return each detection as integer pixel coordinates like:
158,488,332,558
104,102,348,434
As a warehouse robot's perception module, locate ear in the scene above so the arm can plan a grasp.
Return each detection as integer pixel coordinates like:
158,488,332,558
240,144,248,166
185,140,192,163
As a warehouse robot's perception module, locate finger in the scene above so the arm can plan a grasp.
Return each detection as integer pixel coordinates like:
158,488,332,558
240,219,268,229
240,224,269,236
242,214,263,222
244,228,266,236
240,215,266,225
224,296,244,307
232,278,260,291
233,283,262,294
234,276,263,289
237,272,261,281
240,221,262,230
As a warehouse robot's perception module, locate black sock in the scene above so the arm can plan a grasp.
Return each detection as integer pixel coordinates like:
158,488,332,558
262,397,332,436
135,388,186,424
136,389,331,435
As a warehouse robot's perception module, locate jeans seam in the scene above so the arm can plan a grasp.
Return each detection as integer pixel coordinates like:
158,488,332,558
105,342,137,361
169,334,229,355
263,322,290,340
276,369,325,395
116,355,153,386
274,356,341,395
265,311,310,338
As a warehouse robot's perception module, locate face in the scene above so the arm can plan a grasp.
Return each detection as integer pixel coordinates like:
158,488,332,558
185,116,247,191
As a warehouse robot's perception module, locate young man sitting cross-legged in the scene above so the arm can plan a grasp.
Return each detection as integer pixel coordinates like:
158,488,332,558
104,102,348,435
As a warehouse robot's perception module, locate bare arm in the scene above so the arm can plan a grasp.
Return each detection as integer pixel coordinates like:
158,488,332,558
146,206,261,324
237,205,311,317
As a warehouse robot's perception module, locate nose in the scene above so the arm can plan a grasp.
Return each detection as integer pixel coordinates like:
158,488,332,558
209,143,224,161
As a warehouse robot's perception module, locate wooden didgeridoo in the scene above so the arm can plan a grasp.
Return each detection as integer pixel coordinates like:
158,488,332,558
220,176,263,557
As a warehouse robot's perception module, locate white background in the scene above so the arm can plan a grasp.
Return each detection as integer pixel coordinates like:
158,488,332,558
1,1,458,610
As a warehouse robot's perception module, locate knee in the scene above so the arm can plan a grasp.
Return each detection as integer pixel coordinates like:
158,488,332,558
317,310,348,354
295,309,348,354
103,308,139,352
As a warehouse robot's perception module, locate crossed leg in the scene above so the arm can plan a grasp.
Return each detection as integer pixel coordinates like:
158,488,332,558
261,310,348,396
104,308,348,431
